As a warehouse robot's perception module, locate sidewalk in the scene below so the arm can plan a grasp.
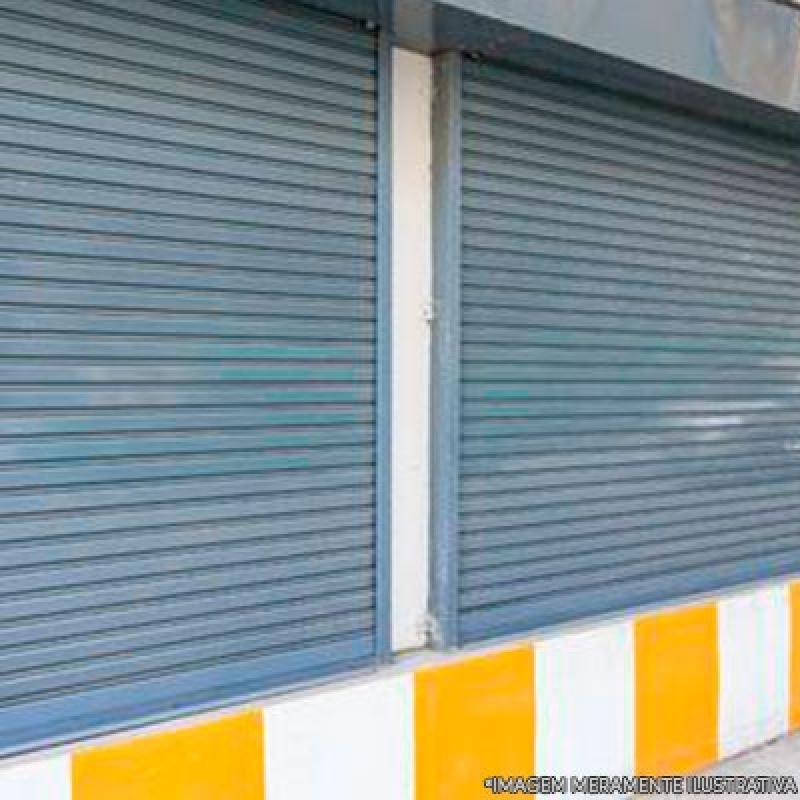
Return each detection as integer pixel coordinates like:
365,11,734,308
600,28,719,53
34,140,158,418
657,734,800,799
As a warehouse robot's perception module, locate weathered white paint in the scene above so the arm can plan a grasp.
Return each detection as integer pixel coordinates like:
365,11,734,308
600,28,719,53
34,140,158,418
536,622,635,797
264,675,414,800
390,47,433,652
719,586,790,757
0,756,71,800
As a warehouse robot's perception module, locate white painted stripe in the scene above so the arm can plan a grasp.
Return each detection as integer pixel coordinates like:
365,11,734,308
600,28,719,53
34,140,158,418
536,622,634,798
390,46,433,653
265,675,414,800
0,756,71,800
719,586,790,758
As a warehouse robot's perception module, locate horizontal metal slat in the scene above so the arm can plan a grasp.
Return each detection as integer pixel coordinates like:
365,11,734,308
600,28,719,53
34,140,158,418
0,611,374,705
462,495,800,555
463,143,800,232
461,307,800,343
0,227,375,264
465,200,800,266
460,450,800,496
462,243,800,295
463,379,800,400
0,309,376,341
462,264,800,311
461,497,800,565
460,437,800,479
0,281,374,317
0,144,374,197
464,63,798,179
0,40,376,126
0,482,374,544
459,551,800,640
460,463,800,516
0,385,375,411
460,536,800,609
0,171,373,218
0,69,375,146
2,508,374,559
463,217,800,274
462,325,800,356
0,581,374,650
462,296,800,333
461,430,800,469
463,176,800,253
464,195,800,268
462,514,800,573
0,404,373,435
458,556,800,641
0,12,373,94
0,538,374,596
0,179,374,233
463,527,800,586
0,454,374,493
464,394,800,417
463,111,800,220
7,0,376,69
462,90,800,204
462,465,798,530
0,467,374,515
460,481,800,539
0,253,374,284
0,1,375,87
0,566,375,626
3,520,373,569
0,591,374,680
0,368,374,391
462,276,800,321
0,210,374,258
463,414,800,442
463,360,800,384
0,113,374,179
464,344,800,370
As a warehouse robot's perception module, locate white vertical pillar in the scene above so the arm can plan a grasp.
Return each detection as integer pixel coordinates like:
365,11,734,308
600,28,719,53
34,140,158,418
391,47,433,652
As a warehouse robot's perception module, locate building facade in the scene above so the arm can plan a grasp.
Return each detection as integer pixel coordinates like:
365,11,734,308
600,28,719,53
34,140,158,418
2,0,800,796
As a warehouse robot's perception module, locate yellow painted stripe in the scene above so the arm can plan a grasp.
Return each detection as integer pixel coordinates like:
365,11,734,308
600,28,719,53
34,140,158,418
789,582,800,731
72,711,264,800
635,604,719,776
415,646,535,800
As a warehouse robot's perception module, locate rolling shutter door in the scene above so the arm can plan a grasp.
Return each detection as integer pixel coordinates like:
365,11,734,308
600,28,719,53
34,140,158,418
459,57,800,643
0,0,378,752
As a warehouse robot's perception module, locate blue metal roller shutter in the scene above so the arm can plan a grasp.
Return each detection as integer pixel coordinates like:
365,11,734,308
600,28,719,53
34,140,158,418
0,0,379,753
458,57,800,643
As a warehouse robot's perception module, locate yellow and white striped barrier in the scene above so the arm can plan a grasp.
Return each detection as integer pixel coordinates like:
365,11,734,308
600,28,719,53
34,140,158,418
2,581,799,799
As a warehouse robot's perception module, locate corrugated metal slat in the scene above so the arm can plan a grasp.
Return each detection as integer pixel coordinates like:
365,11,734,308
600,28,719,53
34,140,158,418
459,57,800,643
0,0,378,754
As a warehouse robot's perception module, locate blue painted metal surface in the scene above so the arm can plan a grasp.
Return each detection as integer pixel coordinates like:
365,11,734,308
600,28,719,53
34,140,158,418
457,56,800,644
0,0,380,755
430,51,463,649
375,29,393,661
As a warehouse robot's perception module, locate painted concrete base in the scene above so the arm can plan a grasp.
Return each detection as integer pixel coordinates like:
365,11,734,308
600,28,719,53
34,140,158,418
3,580,800,799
